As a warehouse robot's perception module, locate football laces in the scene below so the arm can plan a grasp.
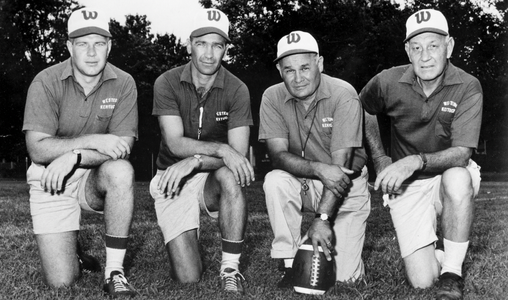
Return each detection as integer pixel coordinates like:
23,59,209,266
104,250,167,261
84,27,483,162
310,254,320,286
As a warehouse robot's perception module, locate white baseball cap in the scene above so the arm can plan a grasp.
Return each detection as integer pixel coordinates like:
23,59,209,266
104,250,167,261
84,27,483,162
404,9,448,43
68,7,111,38
190,8,230,42
274,31,319,62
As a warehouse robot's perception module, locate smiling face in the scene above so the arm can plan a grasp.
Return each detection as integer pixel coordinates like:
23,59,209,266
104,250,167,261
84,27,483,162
276,53,323,101
405,32,454,87
187,33,228,76
67,34,111,81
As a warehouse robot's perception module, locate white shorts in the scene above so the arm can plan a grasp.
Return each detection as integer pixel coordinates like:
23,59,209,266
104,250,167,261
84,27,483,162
150,170,217,244
27,163,102,235
384,160,481,258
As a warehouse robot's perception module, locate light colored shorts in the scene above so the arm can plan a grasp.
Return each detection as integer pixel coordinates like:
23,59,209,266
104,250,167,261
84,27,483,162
384,160,481,258
27,163,102,235
149,170,217,244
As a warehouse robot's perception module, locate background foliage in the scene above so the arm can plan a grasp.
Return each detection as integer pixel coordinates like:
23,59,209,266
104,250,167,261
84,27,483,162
0,0,507,179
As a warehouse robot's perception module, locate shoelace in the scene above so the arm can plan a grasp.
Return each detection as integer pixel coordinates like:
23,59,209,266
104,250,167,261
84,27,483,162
310,254,320,287
110,273,130,292
221,270,245,291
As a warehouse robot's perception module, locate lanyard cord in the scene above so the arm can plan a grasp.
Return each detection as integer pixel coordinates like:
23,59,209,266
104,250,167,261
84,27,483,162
294,100,319,159
196,87,208,140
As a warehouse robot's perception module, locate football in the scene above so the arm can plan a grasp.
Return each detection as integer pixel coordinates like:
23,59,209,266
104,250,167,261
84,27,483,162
292,242,335,295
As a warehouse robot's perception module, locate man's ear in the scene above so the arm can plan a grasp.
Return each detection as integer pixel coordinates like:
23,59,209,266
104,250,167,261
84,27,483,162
446,36,455,59
404,42,412,62
276,62,283,78
66,40,73,57
186,39,192,54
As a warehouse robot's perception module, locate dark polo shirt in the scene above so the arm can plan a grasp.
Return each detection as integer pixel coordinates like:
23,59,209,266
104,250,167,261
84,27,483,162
153,62,252,169
23,58,138,139
259,73,367,172
360,62,483,179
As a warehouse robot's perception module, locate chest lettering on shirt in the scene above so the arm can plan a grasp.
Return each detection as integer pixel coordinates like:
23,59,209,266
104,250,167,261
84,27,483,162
322,117,333,128
216,111,228,123
100,98,118,110
441,100,457,114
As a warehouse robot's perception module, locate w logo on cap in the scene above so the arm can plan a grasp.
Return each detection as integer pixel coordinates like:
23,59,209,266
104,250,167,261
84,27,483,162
81,10,98,20
207,10,221,22
415,11,431,24
286,32,301,44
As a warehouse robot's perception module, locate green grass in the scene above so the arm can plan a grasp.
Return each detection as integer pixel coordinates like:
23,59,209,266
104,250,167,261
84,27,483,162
1,180,507,299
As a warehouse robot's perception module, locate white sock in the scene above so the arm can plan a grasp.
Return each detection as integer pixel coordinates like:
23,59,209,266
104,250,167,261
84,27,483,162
105,247,126,278
441,239,469,276
220,252,241,273
284,258,294,269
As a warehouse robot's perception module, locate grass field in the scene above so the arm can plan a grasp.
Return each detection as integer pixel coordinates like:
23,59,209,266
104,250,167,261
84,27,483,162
1,179,507,300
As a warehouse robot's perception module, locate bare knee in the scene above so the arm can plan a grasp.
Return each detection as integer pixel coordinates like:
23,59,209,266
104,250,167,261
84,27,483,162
441,167,474,203
99,159,135,185
214,167,243,195
407,271,437,289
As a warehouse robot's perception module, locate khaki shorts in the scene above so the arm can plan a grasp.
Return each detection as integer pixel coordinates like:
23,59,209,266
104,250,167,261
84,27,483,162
27,163,102,235
384,160,481,258
150,170,217,244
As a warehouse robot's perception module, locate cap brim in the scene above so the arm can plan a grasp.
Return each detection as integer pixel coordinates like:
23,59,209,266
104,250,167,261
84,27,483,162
274,49,318,63
403,28,448,43
69,27,112,38
191,27,230,42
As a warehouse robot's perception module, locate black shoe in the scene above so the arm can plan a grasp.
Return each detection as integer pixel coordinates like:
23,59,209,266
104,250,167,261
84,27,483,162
77,242,101,273
104,271,137,297
220,268,245,294
435,272,464,300
277,267,294,288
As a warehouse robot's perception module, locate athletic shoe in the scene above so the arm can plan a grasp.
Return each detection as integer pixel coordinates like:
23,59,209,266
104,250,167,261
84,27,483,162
77,242,101,273
277,267,294,288
435,272,464,300
104,271,137,298
220,268,245,294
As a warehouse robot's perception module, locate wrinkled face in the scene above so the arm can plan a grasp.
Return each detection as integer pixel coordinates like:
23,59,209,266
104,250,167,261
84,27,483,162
276,53,323,101
67,34,111,79
187,33,228,76
405,32,454,84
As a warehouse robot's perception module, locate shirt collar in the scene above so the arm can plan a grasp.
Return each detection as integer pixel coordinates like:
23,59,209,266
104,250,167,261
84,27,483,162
60,58,117,83
180,61,226,90
282,73,330,104
399,61,464,87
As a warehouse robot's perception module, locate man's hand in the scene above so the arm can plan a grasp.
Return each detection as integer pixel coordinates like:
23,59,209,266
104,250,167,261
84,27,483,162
374,155,421,194
92,134,131,159
314,163,354,198
158,157,199,197
40,151,78,193
302,219,334,261
219,145,255,187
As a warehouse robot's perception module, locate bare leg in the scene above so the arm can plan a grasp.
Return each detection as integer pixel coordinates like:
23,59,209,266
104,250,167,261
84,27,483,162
36,231,80,287
403,244,440,288
166,229,202,283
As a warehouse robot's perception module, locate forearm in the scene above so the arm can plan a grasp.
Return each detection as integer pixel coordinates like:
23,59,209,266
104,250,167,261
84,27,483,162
419,146,472,173
28,134,104,164
270,150,323,179
316,188,341,215
364,111,388,160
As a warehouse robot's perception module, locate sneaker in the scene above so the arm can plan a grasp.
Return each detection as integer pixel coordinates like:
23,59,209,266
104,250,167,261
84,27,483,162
77,243,101,274
435,272,464,300
220,268,245,294
277,267,294,288
104,271,137,298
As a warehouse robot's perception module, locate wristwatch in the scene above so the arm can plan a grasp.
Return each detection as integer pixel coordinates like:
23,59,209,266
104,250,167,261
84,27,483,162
193,154,203,169
315,213,330,222
72,149,81,167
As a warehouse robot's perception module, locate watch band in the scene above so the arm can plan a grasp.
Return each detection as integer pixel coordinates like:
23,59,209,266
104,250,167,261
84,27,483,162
72,149,81,167
315,213,330,222
418,152,427,171
193,154,203,169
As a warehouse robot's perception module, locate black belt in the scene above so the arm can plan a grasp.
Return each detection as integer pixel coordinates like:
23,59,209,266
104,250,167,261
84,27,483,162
348,170,362,181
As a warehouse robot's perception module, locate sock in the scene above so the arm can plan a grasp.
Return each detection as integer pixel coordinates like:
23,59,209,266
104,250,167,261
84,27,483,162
441,238,469,276
220,239,243,273
105,234,128,278
284,258,294,269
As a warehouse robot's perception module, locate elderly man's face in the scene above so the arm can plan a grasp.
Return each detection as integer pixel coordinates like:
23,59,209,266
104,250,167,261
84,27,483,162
405,32,454,84
277,53,323,101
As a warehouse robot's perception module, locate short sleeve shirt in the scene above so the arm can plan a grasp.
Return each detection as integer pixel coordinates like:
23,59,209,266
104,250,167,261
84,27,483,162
23,58,138,139
153,62,252,169
259,74,367,172
359,62,483,177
